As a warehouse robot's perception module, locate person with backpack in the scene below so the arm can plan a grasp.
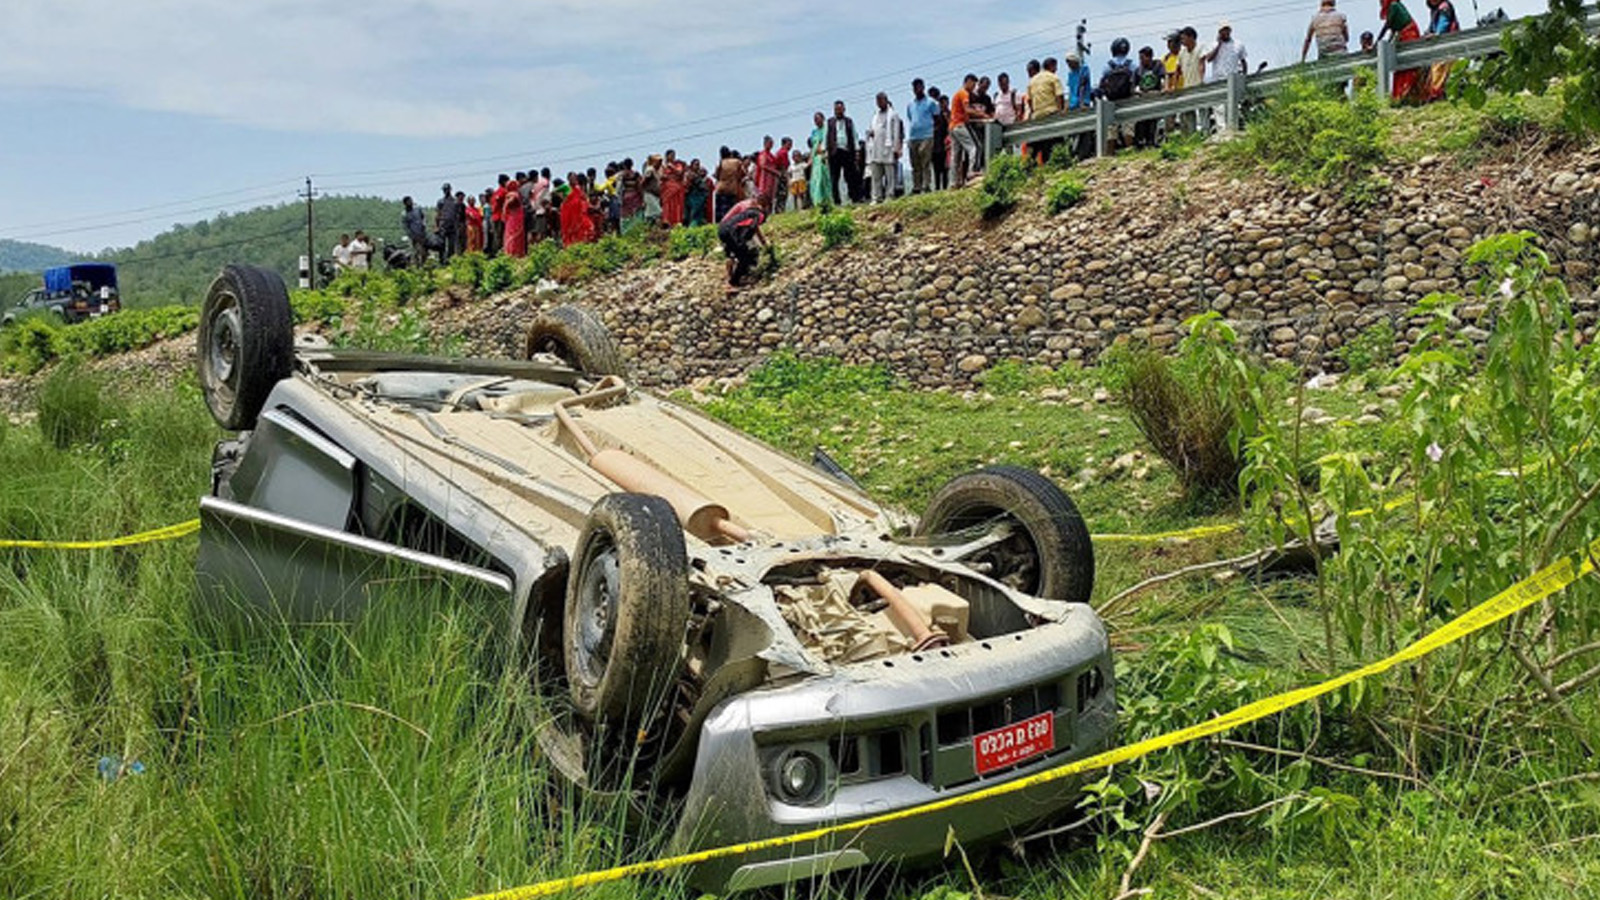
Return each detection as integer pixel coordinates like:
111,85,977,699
1098,38,1137,153
1133,46,1166,148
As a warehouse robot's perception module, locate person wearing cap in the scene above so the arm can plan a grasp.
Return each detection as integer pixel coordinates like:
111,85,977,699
1203,22,1248,82
435,183,461,263
1303,0,1350,61
1063,52,1092,111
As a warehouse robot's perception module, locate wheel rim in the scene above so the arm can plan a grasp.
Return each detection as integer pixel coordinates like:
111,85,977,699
206,293,243,404
942,504,1043,595
530,334,579,369
572,536,621,688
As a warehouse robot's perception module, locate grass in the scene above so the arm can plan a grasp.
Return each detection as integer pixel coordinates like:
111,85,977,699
1,355,1597,899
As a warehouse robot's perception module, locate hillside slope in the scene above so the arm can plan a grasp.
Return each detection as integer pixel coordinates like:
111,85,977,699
0,239,74,273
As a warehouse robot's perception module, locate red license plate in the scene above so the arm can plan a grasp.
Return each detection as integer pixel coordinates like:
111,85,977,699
973,711,1055,775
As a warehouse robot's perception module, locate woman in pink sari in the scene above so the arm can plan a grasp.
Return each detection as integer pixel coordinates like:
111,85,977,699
501,177,527,258
561,176,597,247
660,149,688,227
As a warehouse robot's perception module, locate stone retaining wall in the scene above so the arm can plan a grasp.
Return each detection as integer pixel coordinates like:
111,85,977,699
450,149,1600,387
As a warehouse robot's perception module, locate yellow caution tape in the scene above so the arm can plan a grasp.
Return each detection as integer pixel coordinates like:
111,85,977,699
1093,522,1241,544
0,518,201,550
456,535,1600,900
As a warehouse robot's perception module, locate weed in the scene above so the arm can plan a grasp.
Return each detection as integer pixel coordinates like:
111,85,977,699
817,210,857,249
1045,142,1078,171
1159,130,1206,161
1046,173,1088,214
1102,314,1264,505
668,224,719,260
479,255,518,295
1225,77,1390,202
976,153,1031,219
290,289,349,325
1334,319,1396,373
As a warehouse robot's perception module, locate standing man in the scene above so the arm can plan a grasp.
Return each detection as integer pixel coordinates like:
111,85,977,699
825,100,859,206
865,91,905,204
906,79,939,195
1204,22,1246,82
949,73,989,186
435,183,460,263
401,196,427,267
330,234,353,272
1026,58,1065,163
488,174,510,258
1302,0,1350,61
349,231,372,270
1162,32,1184,91
1177,27,1204,90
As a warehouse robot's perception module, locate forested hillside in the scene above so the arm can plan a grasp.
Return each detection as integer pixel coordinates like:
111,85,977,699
0,239,74,273
105,196,404,307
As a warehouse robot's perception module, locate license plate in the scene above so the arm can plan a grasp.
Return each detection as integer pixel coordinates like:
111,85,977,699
973,711,1055,775
99,304,109,314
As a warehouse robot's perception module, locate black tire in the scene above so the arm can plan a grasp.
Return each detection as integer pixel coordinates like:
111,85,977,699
565,493,690,731
915,465,1095,605
524,304,627,376
197,264,293,431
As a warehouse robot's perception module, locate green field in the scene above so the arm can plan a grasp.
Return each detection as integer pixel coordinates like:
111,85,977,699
4,233,1600,900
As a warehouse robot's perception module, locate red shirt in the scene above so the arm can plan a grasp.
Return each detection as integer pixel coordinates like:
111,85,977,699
490,186,508,223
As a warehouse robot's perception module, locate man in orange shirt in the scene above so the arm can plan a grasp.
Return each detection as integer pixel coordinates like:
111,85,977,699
950,73,990,186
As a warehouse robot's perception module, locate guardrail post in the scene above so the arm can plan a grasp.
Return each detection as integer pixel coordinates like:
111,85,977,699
1376,35,1396,98
983,121,1003,164
1225,70,1246,132
1095,98,1114,158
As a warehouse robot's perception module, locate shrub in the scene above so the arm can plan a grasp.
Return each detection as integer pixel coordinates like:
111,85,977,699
816,210,856,250
447,252,486,292
1230,77,1389,202
1046,173,1087,214
479,255,518,295
668,225,719,260
1158,130,1206,161
1101,314,1263,504
1045,142,1078,171
744,349,894,398
37,363,120,450
976,153,1031,219
522,241,561,284
1,317,62,373
290,290,348,325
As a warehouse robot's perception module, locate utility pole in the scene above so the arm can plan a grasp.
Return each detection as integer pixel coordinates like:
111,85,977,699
299,176,316,288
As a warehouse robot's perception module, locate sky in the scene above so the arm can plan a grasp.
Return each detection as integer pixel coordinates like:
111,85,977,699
0,0,1548,253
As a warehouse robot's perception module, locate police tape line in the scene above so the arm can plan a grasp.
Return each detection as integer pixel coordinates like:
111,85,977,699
0,518,201,550
454,535,1600,900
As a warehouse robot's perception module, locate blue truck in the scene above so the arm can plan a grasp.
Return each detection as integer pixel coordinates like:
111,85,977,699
2,263,122,327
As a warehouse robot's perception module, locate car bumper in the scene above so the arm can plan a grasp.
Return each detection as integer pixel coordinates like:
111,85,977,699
673,607,1116,892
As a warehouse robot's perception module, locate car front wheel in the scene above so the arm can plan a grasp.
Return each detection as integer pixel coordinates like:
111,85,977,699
197,264,292,431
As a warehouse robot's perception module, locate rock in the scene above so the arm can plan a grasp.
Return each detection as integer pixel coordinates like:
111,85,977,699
1376,383,1406,399
1355,414,1383,426
957,353,989,373
1093,388,1111,404
1550,172,1580,196
1568,222,1592,245
1016,306,1047,328
1301,406,1327,422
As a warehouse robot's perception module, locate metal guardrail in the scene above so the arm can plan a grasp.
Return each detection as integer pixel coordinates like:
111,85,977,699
994,6,1600,157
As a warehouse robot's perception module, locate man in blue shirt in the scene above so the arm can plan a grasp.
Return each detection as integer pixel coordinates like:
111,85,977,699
1064,52,1093,110
905,79,939,195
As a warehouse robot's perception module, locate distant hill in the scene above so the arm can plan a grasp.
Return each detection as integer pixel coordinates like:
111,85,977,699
102,196,406,308
0,239,76,273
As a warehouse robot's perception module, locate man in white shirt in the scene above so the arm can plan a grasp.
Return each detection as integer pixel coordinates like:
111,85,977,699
1204,22,1247,82
865,92,905,204
348,232,372,271
330,234,353,272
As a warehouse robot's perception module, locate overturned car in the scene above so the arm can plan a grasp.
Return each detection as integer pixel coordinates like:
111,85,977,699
192,264,1116,892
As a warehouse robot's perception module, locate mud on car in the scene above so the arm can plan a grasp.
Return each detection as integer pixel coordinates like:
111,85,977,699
192,264,1116,892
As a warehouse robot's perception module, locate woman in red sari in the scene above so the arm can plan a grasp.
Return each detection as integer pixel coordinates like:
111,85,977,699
501,177,528,258
464,196,484,253
561,175,597,247
1378,0,1423,102
660,149,688,228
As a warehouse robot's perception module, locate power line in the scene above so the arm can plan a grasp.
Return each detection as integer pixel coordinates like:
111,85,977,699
108,225,306,266
17,178,304,233
5,188,298,243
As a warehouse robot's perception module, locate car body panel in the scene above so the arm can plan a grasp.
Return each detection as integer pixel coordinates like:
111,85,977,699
196,346,1116,893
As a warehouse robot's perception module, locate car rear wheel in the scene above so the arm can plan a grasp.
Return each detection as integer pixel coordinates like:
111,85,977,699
525,304,627,376
198,264,293,431
915,465,1095,605
565,493,690,736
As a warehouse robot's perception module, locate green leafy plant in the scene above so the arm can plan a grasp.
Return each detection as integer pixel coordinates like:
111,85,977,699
1046,173,1087,214
479,255,518,295
667,225,719,260
0,317,61,374
976,153,1031,219
289,289,349,325
1044,141,1078,171
1333,319,1396,374
1455,0,1600,134
816,210,857,250
1227,77,1389,202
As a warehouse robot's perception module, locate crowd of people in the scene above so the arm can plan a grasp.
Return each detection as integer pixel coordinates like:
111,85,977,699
339,0,1469,290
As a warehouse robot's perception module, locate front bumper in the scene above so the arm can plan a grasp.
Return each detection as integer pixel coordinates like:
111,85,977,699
673,606,1116,892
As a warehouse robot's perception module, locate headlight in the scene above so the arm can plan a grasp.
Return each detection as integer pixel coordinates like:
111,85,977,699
773,749,826,805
